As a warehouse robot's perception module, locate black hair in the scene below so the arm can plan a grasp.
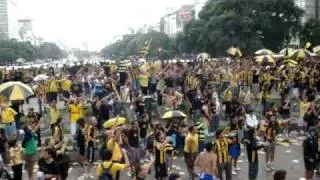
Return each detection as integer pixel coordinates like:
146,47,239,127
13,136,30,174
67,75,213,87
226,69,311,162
204,142,213,152
168,173,180,180
8,139,17,148
274,170,287,180
101,149,113,161
216,129,223,138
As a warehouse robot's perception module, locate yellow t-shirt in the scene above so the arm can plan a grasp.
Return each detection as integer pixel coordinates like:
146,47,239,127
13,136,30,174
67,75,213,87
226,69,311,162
1,107,17,124
224,89,232,102
47,80,58,92
107,139,123,161
9,145,22,165
49,107,60,125
139,74,149,87
300,101,310,116
61,79,72,91
69,103,83,123
184,132,198,153
96,161,127,179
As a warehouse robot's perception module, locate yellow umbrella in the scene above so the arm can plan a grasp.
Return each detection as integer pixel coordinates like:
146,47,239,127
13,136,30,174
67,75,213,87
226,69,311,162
227,47,242,57
279,48,295,56
103,117,127,129
161,110,187,120
255,55,275,63
0,81,34,101
313,45,320,55
288,49,311,60
283,59,298,68
254,49,274,55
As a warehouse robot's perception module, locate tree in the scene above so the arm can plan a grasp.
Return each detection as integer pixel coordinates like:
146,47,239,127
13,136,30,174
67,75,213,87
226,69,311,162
300,18,320,47
0,39,36,63
101,30,175,59
37,42,63,60
178,0,303,56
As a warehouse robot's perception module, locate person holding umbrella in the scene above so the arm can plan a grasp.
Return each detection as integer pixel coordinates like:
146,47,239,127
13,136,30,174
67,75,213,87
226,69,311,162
0,103,17,140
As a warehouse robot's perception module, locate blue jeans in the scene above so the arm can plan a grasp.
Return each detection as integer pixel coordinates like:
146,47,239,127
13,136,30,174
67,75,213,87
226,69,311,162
199,173,216,180
4,122,17,137
248,162,259,180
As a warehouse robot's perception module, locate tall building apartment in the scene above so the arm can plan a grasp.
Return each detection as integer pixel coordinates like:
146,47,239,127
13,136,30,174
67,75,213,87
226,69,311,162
0,0,8,40
295,0,320,22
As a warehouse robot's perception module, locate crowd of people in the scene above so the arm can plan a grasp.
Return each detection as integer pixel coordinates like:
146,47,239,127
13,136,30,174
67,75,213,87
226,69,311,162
0,55,319,180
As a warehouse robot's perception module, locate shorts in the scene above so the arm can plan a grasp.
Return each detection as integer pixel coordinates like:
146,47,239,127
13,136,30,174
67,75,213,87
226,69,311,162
62,91,70,99
264,142,275,154
24,154,36,170
141,86,148,95
199,173,216,180
155,163,167,178
4,122,17,137
70,123,77,137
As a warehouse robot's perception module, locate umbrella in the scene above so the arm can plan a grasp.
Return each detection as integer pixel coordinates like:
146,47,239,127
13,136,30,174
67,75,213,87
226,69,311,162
0,81,34,101
16,58,26,63
227,47,242,57
255,55,275,63
103,117,126,129
161,110,187,120
313,45,320,55
279,48,295,56
34,74,49,81
254,49,274,55
283,59,298,67
197,52,210,61
288,49,311,60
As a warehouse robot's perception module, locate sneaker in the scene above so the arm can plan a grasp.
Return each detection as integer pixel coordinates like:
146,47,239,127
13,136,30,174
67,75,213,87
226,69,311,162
234,167,241,171
232,170,237,175
264,165,271,172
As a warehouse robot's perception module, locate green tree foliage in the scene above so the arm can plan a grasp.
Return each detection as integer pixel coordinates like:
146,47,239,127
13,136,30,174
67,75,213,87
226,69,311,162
101,31,175,58
36,42,64,60
177,0,303,56
300,18,320,47
0,39,36,62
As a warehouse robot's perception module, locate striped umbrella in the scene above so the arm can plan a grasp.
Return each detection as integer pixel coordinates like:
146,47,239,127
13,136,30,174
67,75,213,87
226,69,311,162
227,47,242,57
0,81,34,101
103,117,126,129
161,110,187,120
279,48,295,56
254,49,274,55
255,55,275,63
283,59,299,67
313,45,320,55
287,49,311,60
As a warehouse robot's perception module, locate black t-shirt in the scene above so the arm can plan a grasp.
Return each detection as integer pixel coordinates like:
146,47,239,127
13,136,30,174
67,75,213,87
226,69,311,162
139,120,149,138
38,158,60,179
252,70,259,84
128,129,140,148
98,103,110,120
279,100,290,115
304,112,317,128
76,128,85,146
306,88,316,102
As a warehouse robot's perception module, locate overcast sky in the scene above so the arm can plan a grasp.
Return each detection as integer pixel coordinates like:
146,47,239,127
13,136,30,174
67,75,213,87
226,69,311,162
8,0,196,51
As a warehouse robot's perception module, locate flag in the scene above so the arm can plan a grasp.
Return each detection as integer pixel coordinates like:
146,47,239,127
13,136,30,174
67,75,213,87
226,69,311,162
139,39,152,57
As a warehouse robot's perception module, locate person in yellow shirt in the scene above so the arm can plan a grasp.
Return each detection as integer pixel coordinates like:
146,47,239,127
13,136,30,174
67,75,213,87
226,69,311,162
68,98,84,139
96,149,129,180
48,101,60,133
47,77,58,102
139,70,150,95
1,104,17,138
61,76,72,100
223,87,233,120
106,128,123,162
184,126,199,179
299,97,310,127
9,140,23,180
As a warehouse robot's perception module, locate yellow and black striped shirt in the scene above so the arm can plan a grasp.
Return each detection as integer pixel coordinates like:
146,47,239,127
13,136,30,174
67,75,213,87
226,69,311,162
185,75,200,90
213,138,231,164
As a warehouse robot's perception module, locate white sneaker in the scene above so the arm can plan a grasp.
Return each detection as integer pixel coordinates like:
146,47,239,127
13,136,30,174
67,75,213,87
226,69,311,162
234,167,241,171
232,170,237,175
265,165,271,172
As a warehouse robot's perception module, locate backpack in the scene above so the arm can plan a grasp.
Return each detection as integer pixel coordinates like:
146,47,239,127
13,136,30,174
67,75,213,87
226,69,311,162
99,163,114,180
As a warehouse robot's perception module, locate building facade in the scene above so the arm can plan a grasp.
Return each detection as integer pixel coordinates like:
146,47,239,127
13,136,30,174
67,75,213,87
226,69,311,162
295,0,320,22
0,0,8,40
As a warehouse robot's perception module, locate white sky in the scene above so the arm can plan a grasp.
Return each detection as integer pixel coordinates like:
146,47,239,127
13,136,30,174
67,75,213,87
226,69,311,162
8,0,196,51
